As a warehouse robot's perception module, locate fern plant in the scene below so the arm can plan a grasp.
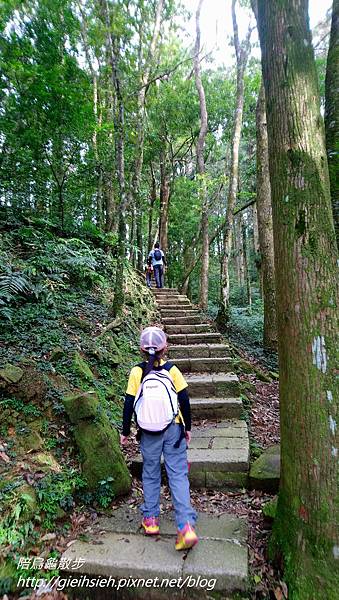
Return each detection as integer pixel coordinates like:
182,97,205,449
0,273,31,300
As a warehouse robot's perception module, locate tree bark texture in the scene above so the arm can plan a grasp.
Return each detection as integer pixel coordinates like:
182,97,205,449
242,219,251,308
234,215,245,286
194,0,209,310
159,148,170,252
256,82,277,349
325,0,339,247
128,0,164,271
148,164,157,253
258,1,338,596
100,0,127,315
217,0,251,330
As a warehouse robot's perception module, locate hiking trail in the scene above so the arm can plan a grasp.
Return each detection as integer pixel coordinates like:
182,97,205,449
60,288,249,598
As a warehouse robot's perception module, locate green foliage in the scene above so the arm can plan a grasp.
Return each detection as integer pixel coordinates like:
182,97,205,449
0,396,42,418
36,470,86,529
230,300,264,346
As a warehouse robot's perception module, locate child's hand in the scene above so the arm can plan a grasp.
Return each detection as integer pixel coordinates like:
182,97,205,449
185,431,192,445
120,434,129,445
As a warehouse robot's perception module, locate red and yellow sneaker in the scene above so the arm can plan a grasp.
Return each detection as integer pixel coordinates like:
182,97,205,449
142,516,160,536
175,523,199,551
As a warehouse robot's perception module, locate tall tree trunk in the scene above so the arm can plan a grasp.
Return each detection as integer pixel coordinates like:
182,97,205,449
217,0,252,330
256,82,277,349
100,0,127,315
130,205,136,266
104,173,115,233
128,0,164,270
234,215,245,286
325,0,339,247
148,164,157,253
159,149,170,252
93,75,104,230
194,0,209,310
252,202,262,294
257,1,338,596
77,4,104,230
242,219,251,308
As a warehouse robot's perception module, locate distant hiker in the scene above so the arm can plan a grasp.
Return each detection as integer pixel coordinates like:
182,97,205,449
145,263,153,288
120,326,198,550
148,242,166,288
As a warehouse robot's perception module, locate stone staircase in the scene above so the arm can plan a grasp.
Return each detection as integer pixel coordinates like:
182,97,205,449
60,287,249,597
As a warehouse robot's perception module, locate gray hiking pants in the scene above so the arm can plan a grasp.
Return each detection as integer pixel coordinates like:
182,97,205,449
140,422,197,527
153,264,164,288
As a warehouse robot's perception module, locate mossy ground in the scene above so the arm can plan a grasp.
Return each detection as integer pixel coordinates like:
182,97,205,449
0,218,157,593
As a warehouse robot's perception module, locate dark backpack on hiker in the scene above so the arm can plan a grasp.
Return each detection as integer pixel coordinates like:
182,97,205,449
154,248,162,261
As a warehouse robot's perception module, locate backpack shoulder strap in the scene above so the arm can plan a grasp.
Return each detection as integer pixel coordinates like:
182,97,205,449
138,361,147,382
162,361,174,372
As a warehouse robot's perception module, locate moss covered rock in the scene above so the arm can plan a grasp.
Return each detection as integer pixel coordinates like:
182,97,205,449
32,452,61,473
241,381,256,395
50,346,65,363
262,496,278,520
15,484,38,522
74,414,131,496
0,364,24,384
67,316,91,332
72,352,94,381
63,391,99,423
20,429,43,451
250,444,280,492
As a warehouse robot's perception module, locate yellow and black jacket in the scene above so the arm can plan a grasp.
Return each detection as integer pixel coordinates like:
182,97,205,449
122,360,191,436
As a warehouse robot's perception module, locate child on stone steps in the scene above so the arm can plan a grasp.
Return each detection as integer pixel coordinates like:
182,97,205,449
120,326,198,550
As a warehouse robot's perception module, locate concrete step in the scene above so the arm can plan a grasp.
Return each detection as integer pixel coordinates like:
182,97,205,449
157,300,192,308
190,397,242,419
173,357,233,373
60,505,248,595
165,324,213,335
155,295,184,302
162,315,202,326
186,373,240,398
131,421,249,490
167,332,222,345
188,420,249,488
168,343,230,359
160,309,201,318
152,288,178,293
155,294,189,302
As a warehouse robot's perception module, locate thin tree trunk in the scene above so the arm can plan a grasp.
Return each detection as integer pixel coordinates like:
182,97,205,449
234,215,245,286
130,205,136,266
257,1,338,596
93,75,104,230
242,219,251,308
100,0,127,315
325,0,339,247
128,0,164,270
148,164,157,253
256,82,277,349
252,202,262,294
194,0,209,309
77,3,104,230
159,149,170,252
217,0,252,330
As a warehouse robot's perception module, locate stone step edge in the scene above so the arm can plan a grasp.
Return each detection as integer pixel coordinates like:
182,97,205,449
190,396,242,405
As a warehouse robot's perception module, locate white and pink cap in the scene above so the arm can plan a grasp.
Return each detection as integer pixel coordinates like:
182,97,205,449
140,327,167,354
